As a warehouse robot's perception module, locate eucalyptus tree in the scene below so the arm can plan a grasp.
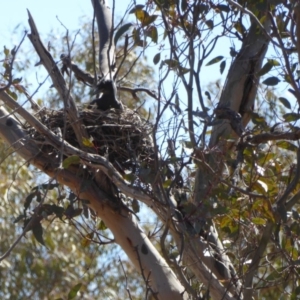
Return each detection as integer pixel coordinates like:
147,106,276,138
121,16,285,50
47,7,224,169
1,1,300,299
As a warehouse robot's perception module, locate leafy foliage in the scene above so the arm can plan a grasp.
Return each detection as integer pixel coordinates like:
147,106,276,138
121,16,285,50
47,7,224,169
2,0,300,299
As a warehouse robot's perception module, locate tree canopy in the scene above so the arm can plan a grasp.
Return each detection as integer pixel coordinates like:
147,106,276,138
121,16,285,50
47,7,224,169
1,1,300,299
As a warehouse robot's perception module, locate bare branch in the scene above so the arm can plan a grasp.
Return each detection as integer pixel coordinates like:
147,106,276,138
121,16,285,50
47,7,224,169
243,221,274,300
247,130,300,144
27,10,90,150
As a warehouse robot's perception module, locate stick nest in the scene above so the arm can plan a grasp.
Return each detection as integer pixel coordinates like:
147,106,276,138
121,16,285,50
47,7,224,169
28,107,155,172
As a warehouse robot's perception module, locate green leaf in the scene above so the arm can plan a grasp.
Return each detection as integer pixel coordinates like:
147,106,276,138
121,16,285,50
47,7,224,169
82,137,94,147
283,113,300,122
13,214,25,223
114,23,132,45
257,62,273,76
164,59,179,69
132,28,141,44
32,222,45,246
252,217,266,225
36,191,42,203
131,199,140,213
51,205,65,220
135,9,147,22
276,141,298,152
251,112,266,125
206,56,224,66
278,97,291,109
220,60,226,74
257,180,268,193
142,15,158,27
123,172,135,183
198,4,209,14
215,4,230,13
182,140,193,148
3,46,9,56
268,59,280,66
262,76,280,86
257,59,280,77
205,91,211,100
135,40,146,47
98,219,107,230
146,26,158,43
163,179,172,188
234,21,245,35
293,286,300,298
134,10,157,27
181,0,188,11
179,67,190,74
39,183,59,190
12,77,22,84
24,192,36,210
205,20,214,29
284,74,292,83
81,232,94,247
6,89,18,100
153,53,160,65
68,283,82,300
63,155,80,169
129,4,145,14
292,210,299,220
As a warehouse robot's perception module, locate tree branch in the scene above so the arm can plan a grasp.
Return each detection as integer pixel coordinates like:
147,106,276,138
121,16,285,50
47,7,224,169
27,10,90,150
0,103,186,299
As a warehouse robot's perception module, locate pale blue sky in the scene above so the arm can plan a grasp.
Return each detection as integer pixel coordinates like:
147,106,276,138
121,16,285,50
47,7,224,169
0,1,135,43
1,1,91,39
0,0,137,102
0,1,291,110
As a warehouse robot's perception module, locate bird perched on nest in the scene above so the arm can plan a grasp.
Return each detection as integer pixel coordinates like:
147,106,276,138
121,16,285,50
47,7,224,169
89,79,123,111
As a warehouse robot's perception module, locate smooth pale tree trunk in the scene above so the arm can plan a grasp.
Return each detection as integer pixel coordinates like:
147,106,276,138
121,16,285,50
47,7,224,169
193,8,272,300
0,102,187,299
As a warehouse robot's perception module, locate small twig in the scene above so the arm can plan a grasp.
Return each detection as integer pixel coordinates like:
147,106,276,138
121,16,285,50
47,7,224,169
119,86,159,101
243,221,274,300
286,190,300,210
247,130,300,144
0,31,27,93
160,221,198,298
114,34,129,79
61,54,94,86
277,147,300,207
226,0,279,47
0,179,56,262
27,10,90,150
268,10,300,104
119,257,133,300
276,147,300,221
220,179,266,199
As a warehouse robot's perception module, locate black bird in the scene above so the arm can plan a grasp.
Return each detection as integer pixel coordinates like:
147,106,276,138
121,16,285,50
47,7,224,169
89,79,123,111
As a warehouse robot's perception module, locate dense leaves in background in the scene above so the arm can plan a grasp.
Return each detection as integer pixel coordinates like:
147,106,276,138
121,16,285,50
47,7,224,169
2,0,300,299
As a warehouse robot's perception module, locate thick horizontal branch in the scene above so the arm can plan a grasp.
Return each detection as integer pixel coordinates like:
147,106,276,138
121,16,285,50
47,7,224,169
0,90,239,299
0,104,186,299
247,130,300,144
